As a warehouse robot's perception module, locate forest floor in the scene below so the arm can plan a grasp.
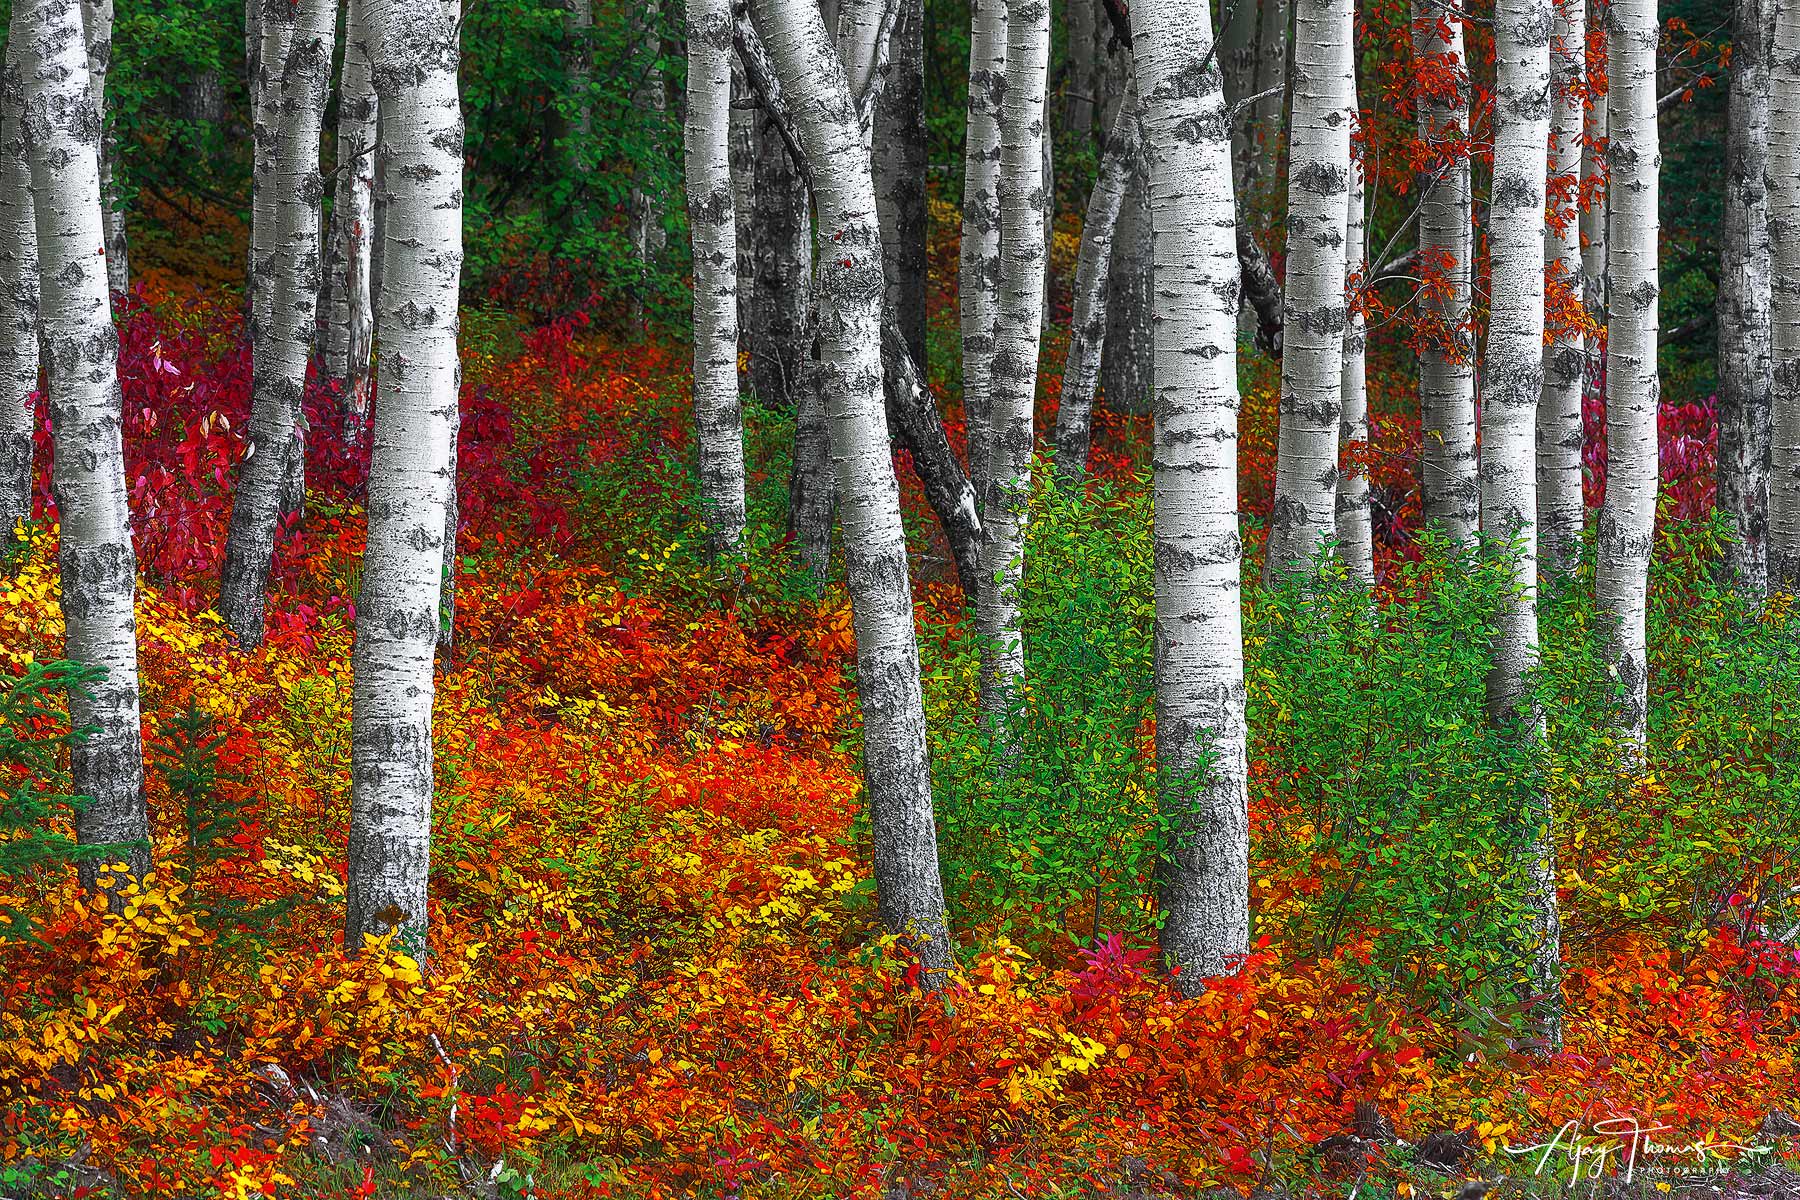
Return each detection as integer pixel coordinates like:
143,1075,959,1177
1,221,1799,1198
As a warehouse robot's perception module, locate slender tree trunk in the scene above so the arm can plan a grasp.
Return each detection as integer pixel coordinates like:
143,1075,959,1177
788,321,835,581
1222,0,1260,196
751,0,954,985
1538,0,1586,577
1485,0,1562,1052
749,118,811,408
1769,0,1800,587
0,39,37,538
1066,0,1096,142
1132,0,1249,993
323,0,376,427
686,0,747,560
1413,0,1477,544
567,0,593,141
15,0,149,889
1596,0,1659,748
961,0,1006,500
1242,0,1289,213
1337,95,1372,585
1715,0,1772,595
345,0,463,961
250,7,293,341
1054,75,1139,479
629,0,667,330
77,0,125,296
875,0,928,370
883,323,984,594
1264,0,1353,580
220,0,337,649
729,59,757,350
976,0,1050,725
1100,152,1152,415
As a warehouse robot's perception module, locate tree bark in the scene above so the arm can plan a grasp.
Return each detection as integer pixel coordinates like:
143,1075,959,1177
629,0,667,330
751,0,954,986
221,0,337,649
1066,0,1096,143
1715,0,1772,596
15,0,150,890
0,37,36,538
1054,75,1138,480
1769,0,1800,587
1538,0,1586,578
729,58,757,349
1413,0,1478,544
1100,152,1152,415
323,0,376,429
1132,0,1250,994
875,0,928,371
749,114,811,408
346,0,463,962
976,0,1051,726
567,0,594,141
249,5,293,343
788,321,835,581
686,0,748,561
1264,0,1353,581
1337,94,1372,585
77,0,125,297
961,0,1006,500
1581,11,1607,462
883,323,983,594
1596,0,1660,748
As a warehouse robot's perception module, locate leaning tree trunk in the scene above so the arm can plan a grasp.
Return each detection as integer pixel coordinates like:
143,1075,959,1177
1485,0,1562,1052
15,0,150,890
323,0,376,428
1264,0,1353,581
1596,0,1659,749
1132,0,1250,994
77,0,126,296
0,40,36,538
1716,0,1773,596
685,0,747,561
1538,0,1586,578
1413,0,1478,545
1337,97,1373,585
875,0,928,370
1770,0,1800,588
345,0,463,961
220,0,337,649
628,0,667,330
729,59,757,347
976,0,1051,727
1054,74,1139,480
961,0,1006,500
750,0,954,988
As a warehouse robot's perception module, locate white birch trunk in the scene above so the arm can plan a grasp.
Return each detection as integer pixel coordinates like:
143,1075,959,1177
1264,0,1353,580
1337,96,1372,585
1770,0,1800,587
1483,0,1549,717
0,38,37,537
250,7,294,342
961,0,1006,499
345,0,463,960
1486,0,1562,1051
1716,0,1772,595
976,0,1050,724
1132,0,1250,992
1538,0,1586,577
324,0,376,425
567,0,594,141
1580,16,1607,479
686,0,746,560
77,0,125,296
1066,0,1096,141
729,58,756,346
874,0,929,368
1413,0,1478,544
750,0,953,985
14,0,149,887
1054,75,1138,480
1596,0,1659,748
221,0,337,648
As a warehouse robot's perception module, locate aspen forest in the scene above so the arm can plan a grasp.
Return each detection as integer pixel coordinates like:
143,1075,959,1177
7,0,1800,1192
